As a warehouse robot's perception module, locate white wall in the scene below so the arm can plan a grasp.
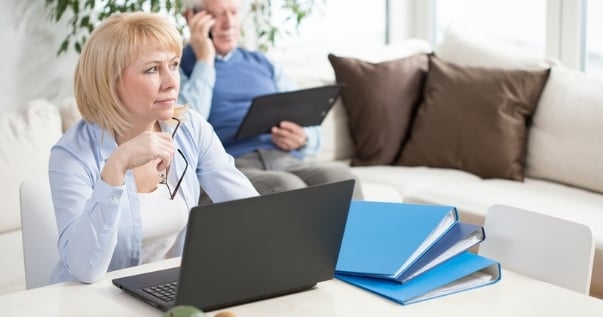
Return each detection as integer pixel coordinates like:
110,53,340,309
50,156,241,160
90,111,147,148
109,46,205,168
0,1,78,113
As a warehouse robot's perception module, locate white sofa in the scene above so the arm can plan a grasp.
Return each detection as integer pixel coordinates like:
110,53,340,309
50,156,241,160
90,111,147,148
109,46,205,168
0,97,81,295
0,100,64,294
291,31,603,298
1,29,602,299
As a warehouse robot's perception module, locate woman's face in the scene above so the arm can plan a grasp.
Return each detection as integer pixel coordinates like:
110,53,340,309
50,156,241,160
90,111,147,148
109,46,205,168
117,49,180,129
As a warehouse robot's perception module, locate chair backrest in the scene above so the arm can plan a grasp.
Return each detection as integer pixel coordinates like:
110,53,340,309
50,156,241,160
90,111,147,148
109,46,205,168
19,177,59,289
478,204,594,294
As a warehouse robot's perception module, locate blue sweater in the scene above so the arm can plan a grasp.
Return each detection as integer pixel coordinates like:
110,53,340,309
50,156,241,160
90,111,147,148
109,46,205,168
180,46,320,158
213,49,281,156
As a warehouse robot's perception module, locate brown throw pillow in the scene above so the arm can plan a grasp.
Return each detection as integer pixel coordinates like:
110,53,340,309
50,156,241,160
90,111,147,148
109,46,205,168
328,53,429,166
396,55,550,181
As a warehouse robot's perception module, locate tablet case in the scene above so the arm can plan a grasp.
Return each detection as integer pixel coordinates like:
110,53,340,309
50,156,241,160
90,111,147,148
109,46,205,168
234,84,343,140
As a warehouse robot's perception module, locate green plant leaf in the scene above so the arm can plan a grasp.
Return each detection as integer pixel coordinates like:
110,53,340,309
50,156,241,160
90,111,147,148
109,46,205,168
46,0,318,55
84,0,95,9
79,16,89,27
55,0,69,21
58,38,69,55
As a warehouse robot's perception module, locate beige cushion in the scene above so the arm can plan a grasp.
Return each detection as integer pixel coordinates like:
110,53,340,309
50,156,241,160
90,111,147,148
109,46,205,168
0,99,62,233
397,55,550,181
328,53,429,166
525,67,603,194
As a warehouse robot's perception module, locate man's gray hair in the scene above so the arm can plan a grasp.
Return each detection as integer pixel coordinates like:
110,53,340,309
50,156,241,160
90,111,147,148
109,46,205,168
181,0,203,10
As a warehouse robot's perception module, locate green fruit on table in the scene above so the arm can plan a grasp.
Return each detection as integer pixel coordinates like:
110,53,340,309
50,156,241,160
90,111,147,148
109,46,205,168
162,305,206,317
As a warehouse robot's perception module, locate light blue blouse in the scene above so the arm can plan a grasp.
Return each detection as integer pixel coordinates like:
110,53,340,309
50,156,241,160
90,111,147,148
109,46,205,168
48,109,258,284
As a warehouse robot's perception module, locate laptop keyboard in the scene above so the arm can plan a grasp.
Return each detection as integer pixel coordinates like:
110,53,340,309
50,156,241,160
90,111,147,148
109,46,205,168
142,281,178,302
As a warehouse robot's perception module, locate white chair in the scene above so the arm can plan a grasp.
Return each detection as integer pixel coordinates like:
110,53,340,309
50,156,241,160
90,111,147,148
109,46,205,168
19,177,60,289
478,204,595,294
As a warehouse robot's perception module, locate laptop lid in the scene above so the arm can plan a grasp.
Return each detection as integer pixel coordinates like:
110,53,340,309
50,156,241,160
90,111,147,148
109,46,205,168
113,180,354,312
234,84,343,141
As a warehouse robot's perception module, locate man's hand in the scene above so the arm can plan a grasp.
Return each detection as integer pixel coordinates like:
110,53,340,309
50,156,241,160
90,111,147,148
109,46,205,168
185,9,216,64
271,121,308,151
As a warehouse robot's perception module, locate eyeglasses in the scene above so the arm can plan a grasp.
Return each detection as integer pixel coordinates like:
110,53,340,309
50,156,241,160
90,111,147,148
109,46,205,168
160,117,189,200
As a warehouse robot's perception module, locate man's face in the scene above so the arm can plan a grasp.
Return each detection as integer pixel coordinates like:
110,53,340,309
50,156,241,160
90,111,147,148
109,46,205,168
203,0,241,55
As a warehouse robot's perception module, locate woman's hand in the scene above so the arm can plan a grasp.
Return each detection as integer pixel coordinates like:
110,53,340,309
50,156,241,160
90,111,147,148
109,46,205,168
271,121,308,151
101,131,175,186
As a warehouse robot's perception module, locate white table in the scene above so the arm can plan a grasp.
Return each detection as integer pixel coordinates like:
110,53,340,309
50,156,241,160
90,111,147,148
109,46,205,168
1,257,602,316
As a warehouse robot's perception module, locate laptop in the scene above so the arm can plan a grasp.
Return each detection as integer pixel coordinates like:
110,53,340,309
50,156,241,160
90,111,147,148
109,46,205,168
234,84,344,140
112,180,355,312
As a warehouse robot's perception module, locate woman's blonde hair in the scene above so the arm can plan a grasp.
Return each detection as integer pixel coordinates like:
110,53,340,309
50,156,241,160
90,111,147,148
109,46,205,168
74,12,185,137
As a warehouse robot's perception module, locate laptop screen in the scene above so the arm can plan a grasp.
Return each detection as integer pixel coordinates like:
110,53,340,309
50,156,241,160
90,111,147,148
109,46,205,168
113,180,355,312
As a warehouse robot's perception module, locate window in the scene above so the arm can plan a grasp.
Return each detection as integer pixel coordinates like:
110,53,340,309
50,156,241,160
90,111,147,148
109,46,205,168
269,0,386,62
433,0,547,54
585,0,603,76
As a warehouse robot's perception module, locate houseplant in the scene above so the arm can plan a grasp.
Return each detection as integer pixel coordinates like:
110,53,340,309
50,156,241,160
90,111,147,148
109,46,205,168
45,0,320,55
246,0,320,52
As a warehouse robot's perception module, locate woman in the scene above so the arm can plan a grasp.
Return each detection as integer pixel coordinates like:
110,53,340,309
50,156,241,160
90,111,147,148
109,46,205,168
48,12,258,284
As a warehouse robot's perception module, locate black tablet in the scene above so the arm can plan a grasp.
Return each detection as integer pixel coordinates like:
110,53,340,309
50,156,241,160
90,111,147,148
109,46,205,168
234,84,343,140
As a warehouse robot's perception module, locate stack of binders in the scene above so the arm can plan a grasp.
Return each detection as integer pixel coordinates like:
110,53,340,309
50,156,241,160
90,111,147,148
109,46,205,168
335,200,501,305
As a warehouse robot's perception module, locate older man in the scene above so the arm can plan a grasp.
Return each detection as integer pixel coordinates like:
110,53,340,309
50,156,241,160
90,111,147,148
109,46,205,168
178,0,363,200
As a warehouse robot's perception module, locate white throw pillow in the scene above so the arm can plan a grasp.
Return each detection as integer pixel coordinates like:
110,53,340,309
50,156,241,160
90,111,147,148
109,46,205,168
525,67,603,194
435,24,561,70
0,99,62,233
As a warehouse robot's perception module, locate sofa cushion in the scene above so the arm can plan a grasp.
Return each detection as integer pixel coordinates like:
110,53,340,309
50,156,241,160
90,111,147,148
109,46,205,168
281,39,432,162
0,99,62,233
328,53,429,166
397,55,550,181
403,177,603,251
525,67,603,194
357,181,403,203
351,165,481,196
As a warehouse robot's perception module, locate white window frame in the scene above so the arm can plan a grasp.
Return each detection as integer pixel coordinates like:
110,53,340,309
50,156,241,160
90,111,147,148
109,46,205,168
546,0,585,70
388,0,586,70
